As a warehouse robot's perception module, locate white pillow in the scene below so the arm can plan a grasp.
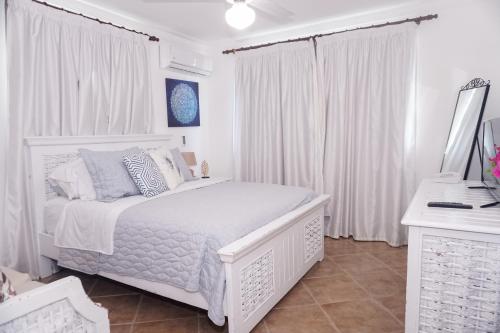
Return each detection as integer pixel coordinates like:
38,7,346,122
48,158,97,200
149,147,183,190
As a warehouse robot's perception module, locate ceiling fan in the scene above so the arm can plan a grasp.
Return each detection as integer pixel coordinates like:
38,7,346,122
141,0,294,30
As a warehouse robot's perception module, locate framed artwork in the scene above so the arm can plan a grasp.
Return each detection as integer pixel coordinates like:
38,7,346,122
165,78,200,127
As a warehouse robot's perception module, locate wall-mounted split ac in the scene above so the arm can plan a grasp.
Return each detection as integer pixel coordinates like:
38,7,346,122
159,43,213,76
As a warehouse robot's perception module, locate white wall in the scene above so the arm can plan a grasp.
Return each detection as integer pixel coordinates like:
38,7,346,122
205,49,236,178
415,0,500,181
149,43,212,175
212,0,500,183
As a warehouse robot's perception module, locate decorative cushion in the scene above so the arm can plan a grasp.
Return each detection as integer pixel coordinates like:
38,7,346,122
149,147,183,190
48,158,97,200
79,148,141,202
123,151,168,197
0,271,17,303
170,148,197,182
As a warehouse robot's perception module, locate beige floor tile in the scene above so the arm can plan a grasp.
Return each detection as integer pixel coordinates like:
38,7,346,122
324,237,364,257
274,282,315,308
370,247,408,269
110,324,133,333
41,268,96,293
133,318,198,333
322,299,402,333
330,253,388,274
376,291,406,323
90,278,140,297
135,294,199,323
304,258,344,279
93,294,141,324
350,268,406,298
197,315,268,333
251,321,269,333
302,274,367,304
352,240,394,253
265,305,336,333
391,265,408,280
198,316,228,333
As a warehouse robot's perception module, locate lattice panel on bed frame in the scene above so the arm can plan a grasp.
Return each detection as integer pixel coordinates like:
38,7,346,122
419,235,500,333
240,250,274,321
1,299,96,333
42,153,79,197
304,216,322,262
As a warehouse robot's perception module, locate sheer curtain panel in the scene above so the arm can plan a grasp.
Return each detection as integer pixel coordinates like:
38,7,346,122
318,25,417,246
0,0,8,270
234,42,324,192
3,0,153,276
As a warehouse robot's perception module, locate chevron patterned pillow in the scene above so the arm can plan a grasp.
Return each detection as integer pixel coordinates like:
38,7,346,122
123,151,168,198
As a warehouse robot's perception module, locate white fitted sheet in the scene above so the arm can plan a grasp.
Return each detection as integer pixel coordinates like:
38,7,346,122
44,197,70,235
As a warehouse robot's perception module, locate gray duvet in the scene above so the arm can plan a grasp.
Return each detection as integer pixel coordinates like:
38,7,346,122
58,181,316,325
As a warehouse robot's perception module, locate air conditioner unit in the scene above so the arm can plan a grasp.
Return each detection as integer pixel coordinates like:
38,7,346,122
160,43,213,76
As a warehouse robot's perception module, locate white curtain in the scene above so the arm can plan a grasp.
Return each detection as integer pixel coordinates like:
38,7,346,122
2,0,153,276
234,25,417,246
0,0,8,268
318,25,417,246
234,41,324,192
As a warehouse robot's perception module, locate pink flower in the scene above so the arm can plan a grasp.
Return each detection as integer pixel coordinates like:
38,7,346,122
490,148,500,178
493,166,500,178
490,147,500,164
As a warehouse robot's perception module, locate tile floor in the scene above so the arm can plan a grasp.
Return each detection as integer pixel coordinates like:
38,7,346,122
42,237,407,333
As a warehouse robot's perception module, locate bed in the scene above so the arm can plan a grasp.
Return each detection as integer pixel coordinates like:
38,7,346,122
24,135,330,333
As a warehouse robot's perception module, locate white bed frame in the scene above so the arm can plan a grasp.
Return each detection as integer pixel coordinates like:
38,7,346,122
24,134,330,333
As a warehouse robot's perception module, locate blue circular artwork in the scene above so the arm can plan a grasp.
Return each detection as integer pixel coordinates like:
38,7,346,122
170,83,198,125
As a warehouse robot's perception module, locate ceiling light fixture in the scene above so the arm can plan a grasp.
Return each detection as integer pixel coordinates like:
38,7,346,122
225,0,255,30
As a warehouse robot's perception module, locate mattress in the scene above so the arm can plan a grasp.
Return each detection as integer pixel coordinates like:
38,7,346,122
44,197,70,235
56,181,317,326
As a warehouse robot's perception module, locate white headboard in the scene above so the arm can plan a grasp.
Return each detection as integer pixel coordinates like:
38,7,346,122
24,134,180,277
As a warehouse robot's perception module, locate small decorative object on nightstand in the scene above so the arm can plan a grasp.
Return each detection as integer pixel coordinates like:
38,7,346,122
181,152,197,177
201,160,209,179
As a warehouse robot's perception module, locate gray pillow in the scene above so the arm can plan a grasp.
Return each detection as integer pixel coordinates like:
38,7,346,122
79,147,141,201
123,151,168,197
170,148,197,181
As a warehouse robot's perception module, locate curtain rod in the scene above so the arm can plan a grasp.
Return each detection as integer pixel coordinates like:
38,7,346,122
29,0,160,42
222,14,438,54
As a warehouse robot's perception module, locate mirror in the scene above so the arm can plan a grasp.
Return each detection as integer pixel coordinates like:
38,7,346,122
441,78,490,179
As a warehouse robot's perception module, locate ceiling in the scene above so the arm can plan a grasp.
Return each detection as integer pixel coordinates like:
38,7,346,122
82,0,418,42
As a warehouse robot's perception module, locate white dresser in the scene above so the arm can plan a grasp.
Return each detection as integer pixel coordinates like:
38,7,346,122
402,179,500,333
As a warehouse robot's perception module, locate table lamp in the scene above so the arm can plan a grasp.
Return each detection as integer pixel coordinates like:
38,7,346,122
181,152,197,177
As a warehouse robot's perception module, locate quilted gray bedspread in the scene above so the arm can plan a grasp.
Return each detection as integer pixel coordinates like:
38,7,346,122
57,181,316,325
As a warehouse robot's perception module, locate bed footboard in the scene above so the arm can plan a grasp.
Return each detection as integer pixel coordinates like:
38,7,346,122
218,195,329,333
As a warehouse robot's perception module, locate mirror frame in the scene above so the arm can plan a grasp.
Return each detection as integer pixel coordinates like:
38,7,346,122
441,78,490,180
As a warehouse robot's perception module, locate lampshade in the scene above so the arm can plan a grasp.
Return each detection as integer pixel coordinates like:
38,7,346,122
181,152,197,166
225,1,255,30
